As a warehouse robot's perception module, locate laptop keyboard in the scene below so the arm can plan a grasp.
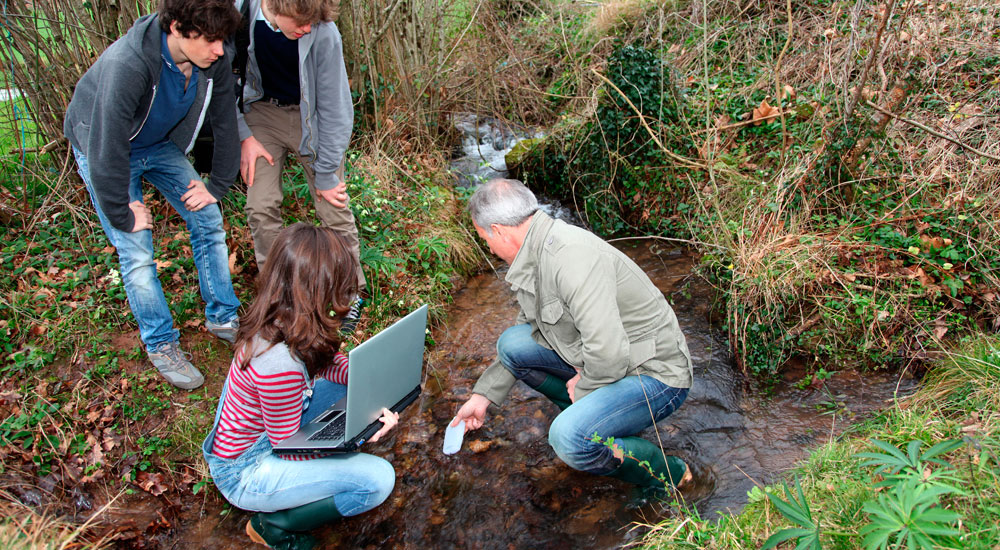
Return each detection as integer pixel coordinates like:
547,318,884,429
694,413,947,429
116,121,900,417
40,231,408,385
308,412,346,441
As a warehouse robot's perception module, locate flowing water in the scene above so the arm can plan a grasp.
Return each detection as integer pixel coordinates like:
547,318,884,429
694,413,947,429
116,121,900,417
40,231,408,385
152,115,918,549
168,240,913,549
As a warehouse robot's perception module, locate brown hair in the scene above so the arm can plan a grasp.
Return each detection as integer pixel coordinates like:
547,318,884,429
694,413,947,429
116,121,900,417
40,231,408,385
159,0,243,42
234,223,358,376
266,0,340,24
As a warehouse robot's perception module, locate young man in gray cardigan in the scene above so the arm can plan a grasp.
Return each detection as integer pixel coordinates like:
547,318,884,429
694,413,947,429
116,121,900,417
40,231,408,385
234,0,365,331
65,0,244,390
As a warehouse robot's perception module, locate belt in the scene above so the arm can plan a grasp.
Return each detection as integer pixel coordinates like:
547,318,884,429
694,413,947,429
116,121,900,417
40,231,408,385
260,95,298,107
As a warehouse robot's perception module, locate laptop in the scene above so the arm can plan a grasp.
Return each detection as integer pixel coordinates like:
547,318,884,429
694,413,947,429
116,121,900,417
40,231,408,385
272,305,428,454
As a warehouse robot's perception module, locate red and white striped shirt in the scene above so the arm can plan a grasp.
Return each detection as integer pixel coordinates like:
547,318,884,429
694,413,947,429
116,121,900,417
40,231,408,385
211,339,349,461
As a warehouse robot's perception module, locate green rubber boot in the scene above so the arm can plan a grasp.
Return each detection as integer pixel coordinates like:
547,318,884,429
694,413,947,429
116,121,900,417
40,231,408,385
530,374,572,410
605,436,689,489
246,496,343,550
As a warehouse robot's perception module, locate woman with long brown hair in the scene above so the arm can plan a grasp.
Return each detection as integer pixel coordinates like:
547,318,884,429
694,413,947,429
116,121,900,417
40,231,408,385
202,223,397,549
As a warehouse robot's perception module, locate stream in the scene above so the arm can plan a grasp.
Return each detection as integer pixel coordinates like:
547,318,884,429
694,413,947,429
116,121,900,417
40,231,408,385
170,240,913,549
116,115,914,548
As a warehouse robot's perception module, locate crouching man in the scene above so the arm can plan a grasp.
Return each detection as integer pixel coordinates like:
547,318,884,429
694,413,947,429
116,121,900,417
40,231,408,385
453,178,694,490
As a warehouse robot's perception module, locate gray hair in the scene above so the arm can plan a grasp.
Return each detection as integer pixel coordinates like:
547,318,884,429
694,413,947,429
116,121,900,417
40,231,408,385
467,178,539,234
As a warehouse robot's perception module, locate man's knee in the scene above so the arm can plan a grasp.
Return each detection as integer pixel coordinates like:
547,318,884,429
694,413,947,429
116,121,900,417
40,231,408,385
246,185,284,219
496,324,533,377
548,413,603,472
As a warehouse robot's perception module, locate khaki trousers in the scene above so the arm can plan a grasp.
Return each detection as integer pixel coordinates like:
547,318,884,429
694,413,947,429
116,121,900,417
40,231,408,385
243,101,366,288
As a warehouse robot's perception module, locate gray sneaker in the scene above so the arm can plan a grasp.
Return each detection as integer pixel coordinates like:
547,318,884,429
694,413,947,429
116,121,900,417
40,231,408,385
148,342,204,390
206,318,239,344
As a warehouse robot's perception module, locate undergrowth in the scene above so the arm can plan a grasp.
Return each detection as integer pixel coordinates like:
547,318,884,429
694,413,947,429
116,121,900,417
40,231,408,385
639,336,1000,549
509,0,1000,378
0,142,476,545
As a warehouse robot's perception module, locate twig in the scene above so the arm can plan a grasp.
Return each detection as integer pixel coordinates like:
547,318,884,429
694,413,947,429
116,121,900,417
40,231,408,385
774,0,794,163
370,0,404,44
844,0,896,121
692,111,785,134
7,138,64,155
865,101,1000,162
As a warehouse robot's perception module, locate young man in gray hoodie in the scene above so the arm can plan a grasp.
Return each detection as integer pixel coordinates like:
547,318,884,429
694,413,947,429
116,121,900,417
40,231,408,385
64,0,244,390
234,0,365,331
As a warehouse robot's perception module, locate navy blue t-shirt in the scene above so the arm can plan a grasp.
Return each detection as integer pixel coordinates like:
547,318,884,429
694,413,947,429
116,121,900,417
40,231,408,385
131,32,199,154
254,18,300,104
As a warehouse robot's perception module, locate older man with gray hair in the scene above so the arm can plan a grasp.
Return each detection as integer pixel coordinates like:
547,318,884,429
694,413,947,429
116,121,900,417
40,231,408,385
452,178,694,491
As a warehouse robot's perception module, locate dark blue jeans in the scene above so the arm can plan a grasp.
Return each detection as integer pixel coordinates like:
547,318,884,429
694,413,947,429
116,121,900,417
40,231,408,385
497,324,688,474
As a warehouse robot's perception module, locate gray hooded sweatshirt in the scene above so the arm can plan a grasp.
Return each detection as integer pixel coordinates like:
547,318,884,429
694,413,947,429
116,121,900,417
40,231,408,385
235,0,353,191
64,14,240,232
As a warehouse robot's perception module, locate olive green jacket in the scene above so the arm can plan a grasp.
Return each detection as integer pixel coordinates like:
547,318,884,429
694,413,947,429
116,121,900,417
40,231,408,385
472,211,693,405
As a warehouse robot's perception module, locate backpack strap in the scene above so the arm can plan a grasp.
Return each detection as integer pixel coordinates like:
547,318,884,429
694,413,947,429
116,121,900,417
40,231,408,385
234,0,252,111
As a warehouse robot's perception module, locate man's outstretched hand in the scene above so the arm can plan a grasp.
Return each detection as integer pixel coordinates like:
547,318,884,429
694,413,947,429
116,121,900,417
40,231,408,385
129,200,152,232
452,393,491,433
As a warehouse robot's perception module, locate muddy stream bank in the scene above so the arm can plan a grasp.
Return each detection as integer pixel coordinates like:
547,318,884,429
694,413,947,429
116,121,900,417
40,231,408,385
160,241,913,549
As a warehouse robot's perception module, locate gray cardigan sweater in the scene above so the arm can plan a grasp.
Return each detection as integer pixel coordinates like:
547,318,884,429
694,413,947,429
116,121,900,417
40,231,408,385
234,0,354,191
64,14,240,231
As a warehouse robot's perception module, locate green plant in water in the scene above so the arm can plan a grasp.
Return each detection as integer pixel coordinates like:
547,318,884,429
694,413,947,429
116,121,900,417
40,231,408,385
761,476,822,550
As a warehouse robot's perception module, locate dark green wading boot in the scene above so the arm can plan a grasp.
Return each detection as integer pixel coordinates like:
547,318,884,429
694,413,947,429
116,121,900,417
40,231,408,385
530,374,572,410
605,436,690,492
246,496,343,550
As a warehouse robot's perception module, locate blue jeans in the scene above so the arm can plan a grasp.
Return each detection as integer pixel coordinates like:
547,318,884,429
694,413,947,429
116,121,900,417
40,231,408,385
497,324,689,475
73,145,240,352
203,378,395,516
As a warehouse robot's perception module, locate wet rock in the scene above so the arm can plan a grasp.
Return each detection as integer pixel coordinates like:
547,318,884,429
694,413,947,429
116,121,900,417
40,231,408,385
467,439,494,453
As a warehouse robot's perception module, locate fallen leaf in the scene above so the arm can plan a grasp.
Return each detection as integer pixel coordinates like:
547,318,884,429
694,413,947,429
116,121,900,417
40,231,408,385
467,440,494,453
154,259,172,270
0,391,22,403
823,28,836,39
137,472,169,496
919,235,946,249
751,99,780,125
228,252,240,275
